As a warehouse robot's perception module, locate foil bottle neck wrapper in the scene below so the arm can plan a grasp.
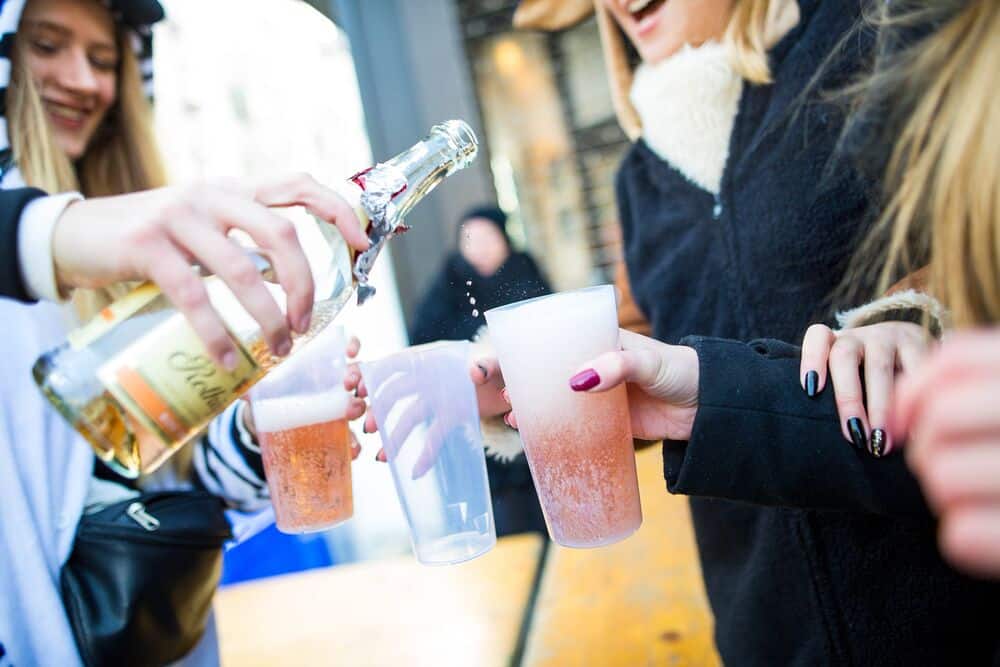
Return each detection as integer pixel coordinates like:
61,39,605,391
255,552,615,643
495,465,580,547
354,163,407,304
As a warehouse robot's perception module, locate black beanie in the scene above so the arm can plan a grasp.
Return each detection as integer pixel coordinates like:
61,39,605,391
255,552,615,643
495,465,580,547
458,205,510,246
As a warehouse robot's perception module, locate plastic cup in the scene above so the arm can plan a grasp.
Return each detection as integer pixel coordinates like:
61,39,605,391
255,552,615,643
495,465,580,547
249,325,354,534
362,341,496,565
485,285,642,548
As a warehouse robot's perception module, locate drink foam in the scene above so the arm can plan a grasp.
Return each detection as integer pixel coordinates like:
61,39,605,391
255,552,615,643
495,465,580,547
253,389,351,433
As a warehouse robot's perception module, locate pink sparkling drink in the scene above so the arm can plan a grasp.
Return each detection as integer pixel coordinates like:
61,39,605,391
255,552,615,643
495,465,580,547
253,390,354,533
485,285,642,547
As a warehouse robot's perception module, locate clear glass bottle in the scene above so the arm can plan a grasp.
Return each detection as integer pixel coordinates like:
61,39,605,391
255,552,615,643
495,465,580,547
33,120,478,478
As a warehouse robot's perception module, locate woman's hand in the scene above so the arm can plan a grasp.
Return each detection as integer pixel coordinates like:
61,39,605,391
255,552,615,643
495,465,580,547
502,329,698,442
891,329,1000,579
800,321,929,457
565,329,699,442
51,173,370,369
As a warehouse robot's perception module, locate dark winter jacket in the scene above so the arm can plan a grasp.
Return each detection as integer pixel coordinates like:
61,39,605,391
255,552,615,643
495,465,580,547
0,188,47,302
411,250,550,345
411,250,550,535
616,0,1000,664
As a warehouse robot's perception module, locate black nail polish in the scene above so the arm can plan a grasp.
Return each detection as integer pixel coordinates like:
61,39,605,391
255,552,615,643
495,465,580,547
847,418,867,450
805,371,819,398
870,429,886,458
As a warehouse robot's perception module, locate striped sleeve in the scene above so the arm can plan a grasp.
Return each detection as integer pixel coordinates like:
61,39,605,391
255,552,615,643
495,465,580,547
193,401,271,513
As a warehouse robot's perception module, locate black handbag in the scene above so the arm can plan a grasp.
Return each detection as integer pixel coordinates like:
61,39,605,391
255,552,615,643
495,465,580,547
59,491,233,667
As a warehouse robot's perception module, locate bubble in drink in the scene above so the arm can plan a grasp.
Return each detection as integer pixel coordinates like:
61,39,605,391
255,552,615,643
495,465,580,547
472,309,479,317
469,297,476,305
466,281,472,286
518,387,641,547
254,390,354,533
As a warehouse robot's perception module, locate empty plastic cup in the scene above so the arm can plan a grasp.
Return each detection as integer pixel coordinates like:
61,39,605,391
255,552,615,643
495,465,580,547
249,325,354,534
362,341,495,565
485,285,642,548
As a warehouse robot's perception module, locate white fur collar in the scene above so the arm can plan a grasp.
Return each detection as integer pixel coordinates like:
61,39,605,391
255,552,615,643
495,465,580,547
630,41,742,195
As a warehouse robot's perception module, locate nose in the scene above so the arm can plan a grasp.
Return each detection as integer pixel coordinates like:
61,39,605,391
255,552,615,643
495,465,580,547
57,48,101,96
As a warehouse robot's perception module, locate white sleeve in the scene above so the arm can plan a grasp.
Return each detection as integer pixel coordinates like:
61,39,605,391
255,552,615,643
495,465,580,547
17,192,83,302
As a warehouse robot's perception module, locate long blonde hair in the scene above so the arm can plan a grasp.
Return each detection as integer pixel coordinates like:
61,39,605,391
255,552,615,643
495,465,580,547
9,21,168,316
725,0,777,84
846,1,1000,327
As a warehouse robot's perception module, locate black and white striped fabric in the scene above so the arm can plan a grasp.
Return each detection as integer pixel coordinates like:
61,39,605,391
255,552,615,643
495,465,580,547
0,0,158,187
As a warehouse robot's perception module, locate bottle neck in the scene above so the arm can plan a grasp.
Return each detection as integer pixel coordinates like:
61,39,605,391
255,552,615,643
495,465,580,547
348,120,478,303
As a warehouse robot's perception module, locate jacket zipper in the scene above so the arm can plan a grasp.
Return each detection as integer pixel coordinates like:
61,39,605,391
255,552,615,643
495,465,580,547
126,502,161,531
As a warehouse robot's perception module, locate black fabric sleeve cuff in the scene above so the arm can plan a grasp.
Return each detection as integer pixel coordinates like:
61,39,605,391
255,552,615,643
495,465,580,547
662,336,931,520
1,187,48,302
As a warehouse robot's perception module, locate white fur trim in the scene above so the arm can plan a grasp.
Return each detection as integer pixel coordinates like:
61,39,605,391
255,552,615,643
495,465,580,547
630,41,742,195
836,290,951,333
469,327,525,461
482,415,524,462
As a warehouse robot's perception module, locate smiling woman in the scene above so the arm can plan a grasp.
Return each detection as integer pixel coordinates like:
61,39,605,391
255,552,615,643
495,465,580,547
9,0,166,198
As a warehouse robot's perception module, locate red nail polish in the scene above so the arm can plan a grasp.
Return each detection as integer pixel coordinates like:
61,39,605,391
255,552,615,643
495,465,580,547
570,369,600,391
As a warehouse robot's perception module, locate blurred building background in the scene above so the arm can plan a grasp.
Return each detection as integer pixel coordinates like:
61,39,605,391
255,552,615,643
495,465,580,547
154,0,632,574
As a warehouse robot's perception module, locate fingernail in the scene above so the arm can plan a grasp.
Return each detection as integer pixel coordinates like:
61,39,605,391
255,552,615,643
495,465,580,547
222,351,238,371
276,338,292,357
570,369,601,392
847,418,867,451
501,388,510,404
362,422,371,434
476,363,488,378
870,429,887,458
376,451,387,463
297,312,311,333
804,370,819,398
503,412,514,429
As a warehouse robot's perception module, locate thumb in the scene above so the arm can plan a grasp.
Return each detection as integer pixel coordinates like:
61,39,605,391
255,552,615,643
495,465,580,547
569,347,661,393
568,330,698,405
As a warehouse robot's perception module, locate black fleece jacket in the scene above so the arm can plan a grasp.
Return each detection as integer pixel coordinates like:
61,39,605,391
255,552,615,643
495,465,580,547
616,0,1000,664
0,187,46,302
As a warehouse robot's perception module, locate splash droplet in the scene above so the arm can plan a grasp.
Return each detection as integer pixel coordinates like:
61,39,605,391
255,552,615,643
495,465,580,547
469,297,477,305
472,309,480,317
465,280,472,287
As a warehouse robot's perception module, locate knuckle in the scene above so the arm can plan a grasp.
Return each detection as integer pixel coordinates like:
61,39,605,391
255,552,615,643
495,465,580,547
273,218,299,243
835,393,863,409
829,343,858,366
229,258,262,289
172,278,209,310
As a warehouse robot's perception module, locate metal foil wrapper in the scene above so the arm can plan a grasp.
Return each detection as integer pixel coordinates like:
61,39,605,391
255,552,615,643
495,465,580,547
354,163,407,304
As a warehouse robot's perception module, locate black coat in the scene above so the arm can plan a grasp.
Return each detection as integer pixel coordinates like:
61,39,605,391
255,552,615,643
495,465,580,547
0,187,47,302
411,250,550,536
410,251,550,346
616,0,1000,664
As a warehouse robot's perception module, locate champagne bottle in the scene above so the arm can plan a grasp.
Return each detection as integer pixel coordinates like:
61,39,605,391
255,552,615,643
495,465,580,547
33,120,478,478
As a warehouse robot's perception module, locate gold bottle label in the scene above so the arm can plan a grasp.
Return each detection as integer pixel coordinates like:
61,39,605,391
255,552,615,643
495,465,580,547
97,312,258,445
68,283,162,350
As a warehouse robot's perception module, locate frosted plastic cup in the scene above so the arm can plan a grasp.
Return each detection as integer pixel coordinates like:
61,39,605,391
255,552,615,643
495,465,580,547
485,285,642,548
362,341,496,565
249,325,354,534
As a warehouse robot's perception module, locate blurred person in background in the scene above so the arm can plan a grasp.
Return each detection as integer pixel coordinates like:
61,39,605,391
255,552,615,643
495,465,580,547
411,205,549,535
0,0,367,664
501,0,1000,664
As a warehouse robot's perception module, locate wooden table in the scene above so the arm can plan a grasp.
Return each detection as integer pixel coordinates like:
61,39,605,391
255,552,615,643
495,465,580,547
216,533,545,667
520,445,721,667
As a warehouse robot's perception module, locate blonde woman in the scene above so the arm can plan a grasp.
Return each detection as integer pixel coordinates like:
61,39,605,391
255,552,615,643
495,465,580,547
792,1,1000,578
490,0,1000,664
0,0,366,664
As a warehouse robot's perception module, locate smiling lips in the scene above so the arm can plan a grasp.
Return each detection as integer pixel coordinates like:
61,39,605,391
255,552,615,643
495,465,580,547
43,99,92,131
624,0,666,35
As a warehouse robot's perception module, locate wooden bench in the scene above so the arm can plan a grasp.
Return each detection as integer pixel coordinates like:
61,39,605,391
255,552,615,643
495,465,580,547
216,533,545,666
